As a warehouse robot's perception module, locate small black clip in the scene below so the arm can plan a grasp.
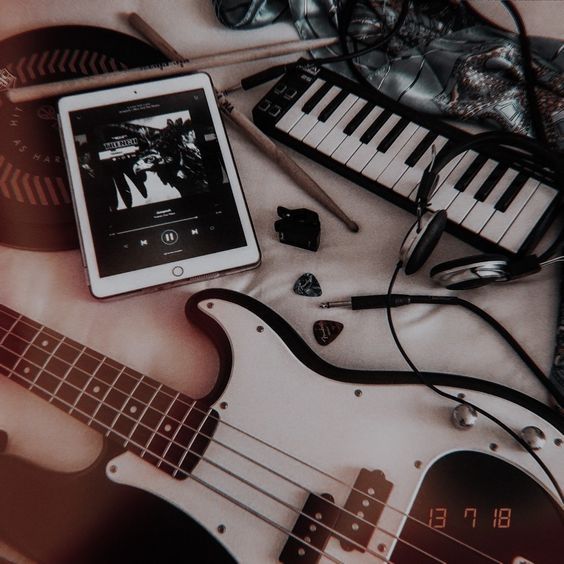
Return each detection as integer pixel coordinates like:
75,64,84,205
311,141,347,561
274,206,320,251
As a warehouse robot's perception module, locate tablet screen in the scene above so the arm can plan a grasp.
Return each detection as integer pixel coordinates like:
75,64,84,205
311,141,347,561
69,89,247,277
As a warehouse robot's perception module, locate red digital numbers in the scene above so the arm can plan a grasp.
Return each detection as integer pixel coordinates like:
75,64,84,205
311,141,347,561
493,507,512,528
427,507,512,529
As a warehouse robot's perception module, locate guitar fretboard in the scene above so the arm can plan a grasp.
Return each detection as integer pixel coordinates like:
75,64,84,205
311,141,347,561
0,304,217,479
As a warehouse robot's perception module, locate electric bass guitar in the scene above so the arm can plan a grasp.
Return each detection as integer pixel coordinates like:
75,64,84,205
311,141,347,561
0,289,562,563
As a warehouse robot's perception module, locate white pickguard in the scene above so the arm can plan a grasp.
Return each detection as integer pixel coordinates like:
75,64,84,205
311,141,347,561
106,296,563,563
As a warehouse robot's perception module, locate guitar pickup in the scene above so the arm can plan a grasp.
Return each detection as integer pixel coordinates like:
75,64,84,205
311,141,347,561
279,493,340,564
336,468,393,553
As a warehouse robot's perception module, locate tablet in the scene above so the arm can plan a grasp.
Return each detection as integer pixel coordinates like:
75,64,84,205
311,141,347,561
58,73,260,299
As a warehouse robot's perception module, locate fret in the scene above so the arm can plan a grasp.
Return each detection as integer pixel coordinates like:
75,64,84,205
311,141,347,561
25,345,50,370
29,333,64,396
51,381,82,410
128,422,154,457
34,369,62,395
88,364,124,426
148,390,180,464
56,338,83,364
3,332,30,356
174,405,214,478
158,393,195,473
32,327,64,354
113,369,139,395
11,317,41,342
0,346,20,378
1,319,41,388
95,360,122,384
124,381,161,449
0,308,20,332
138,384,169,457
66,364,91,389
168,399,196,454
49,345,86,408
138,389,174,430
74,348,104,374
12,358,40,384
105,375,144,446
68,352,105,416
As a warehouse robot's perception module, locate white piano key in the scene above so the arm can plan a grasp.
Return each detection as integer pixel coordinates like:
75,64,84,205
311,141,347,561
316,98,367,156
445,159,498,223
497,183,557,252
392,136,450,198
423,150,477,208
363,122,419,180
302,94,358,148
461,168,520,233
288,85,341,141
347,114,402,172
376,127,429,187
331,106,384,164
479,177,539,243
275,79,325,133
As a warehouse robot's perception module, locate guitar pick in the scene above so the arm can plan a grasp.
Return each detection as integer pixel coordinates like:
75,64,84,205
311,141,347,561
313,320,343,346
293,273,322,297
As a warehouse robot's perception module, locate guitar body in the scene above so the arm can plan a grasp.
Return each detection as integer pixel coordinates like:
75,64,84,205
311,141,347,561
1,289,563,563
0,439,235,563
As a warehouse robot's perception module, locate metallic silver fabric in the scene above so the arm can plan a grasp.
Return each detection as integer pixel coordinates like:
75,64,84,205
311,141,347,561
212,0,564,149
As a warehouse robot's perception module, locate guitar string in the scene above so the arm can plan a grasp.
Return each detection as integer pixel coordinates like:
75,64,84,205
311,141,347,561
0,309,512,562
0,358,386,564
0,310,510,562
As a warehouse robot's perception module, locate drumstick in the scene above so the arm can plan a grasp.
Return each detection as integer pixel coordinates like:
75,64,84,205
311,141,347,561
7,35,339,104
127,13,359,233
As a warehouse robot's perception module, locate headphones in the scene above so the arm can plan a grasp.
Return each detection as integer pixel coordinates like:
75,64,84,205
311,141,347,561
399,131,563,290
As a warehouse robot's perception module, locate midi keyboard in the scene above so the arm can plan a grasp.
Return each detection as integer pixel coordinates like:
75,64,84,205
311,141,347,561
252,63,562,255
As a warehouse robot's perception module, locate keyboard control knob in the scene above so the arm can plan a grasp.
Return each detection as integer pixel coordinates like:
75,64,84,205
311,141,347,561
520,426,546,450
452,404,478,429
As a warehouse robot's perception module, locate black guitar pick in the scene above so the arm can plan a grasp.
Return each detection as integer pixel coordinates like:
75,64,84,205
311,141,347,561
313,320,343,346
293,273,322,297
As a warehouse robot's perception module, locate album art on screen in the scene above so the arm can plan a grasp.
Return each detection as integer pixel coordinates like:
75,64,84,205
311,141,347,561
69,90,248,277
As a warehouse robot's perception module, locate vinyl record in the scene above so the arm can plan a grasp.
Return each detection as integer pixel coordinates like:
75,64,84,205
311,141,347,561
0,26,167,251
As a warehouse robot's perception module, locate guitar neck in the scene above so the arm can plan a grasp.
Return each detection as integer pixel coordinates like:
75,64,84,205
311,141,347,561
0,304,217,478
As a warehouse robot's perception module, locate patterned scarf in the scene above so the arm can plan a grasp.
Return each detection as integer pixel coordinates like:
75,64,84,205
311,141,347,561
212,0,564,150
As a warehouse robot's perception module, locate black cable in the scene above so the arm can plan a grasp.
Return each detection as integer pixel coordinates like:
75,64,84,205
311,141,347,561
334,289,564,406
385,261,564,503
500,0,548,146
239,0,410,90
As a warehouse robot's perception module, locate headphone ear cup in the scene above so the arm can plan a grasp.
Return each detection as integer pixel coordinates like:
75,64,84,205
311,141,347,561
430,254,510,290
401,210,447,275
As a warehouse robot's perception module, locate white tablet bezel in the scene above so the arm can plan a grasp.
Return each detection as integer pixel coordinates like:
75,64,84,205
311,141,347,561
58,73,260,299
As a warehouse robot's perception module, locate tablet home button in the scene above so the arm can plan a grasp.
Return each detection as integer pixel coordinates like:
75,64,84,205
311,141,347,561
172,266,184,277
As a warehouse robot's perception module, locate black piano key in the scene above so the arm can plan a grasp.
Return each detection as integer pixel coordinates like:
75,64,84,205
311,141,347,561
453,154,489,192
494,172,528,211
343,101,374,135
377,117,410,153
302,81,332,114
474,163,508,202
405,130,438,167
318,89,348,122
359,110,392,144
